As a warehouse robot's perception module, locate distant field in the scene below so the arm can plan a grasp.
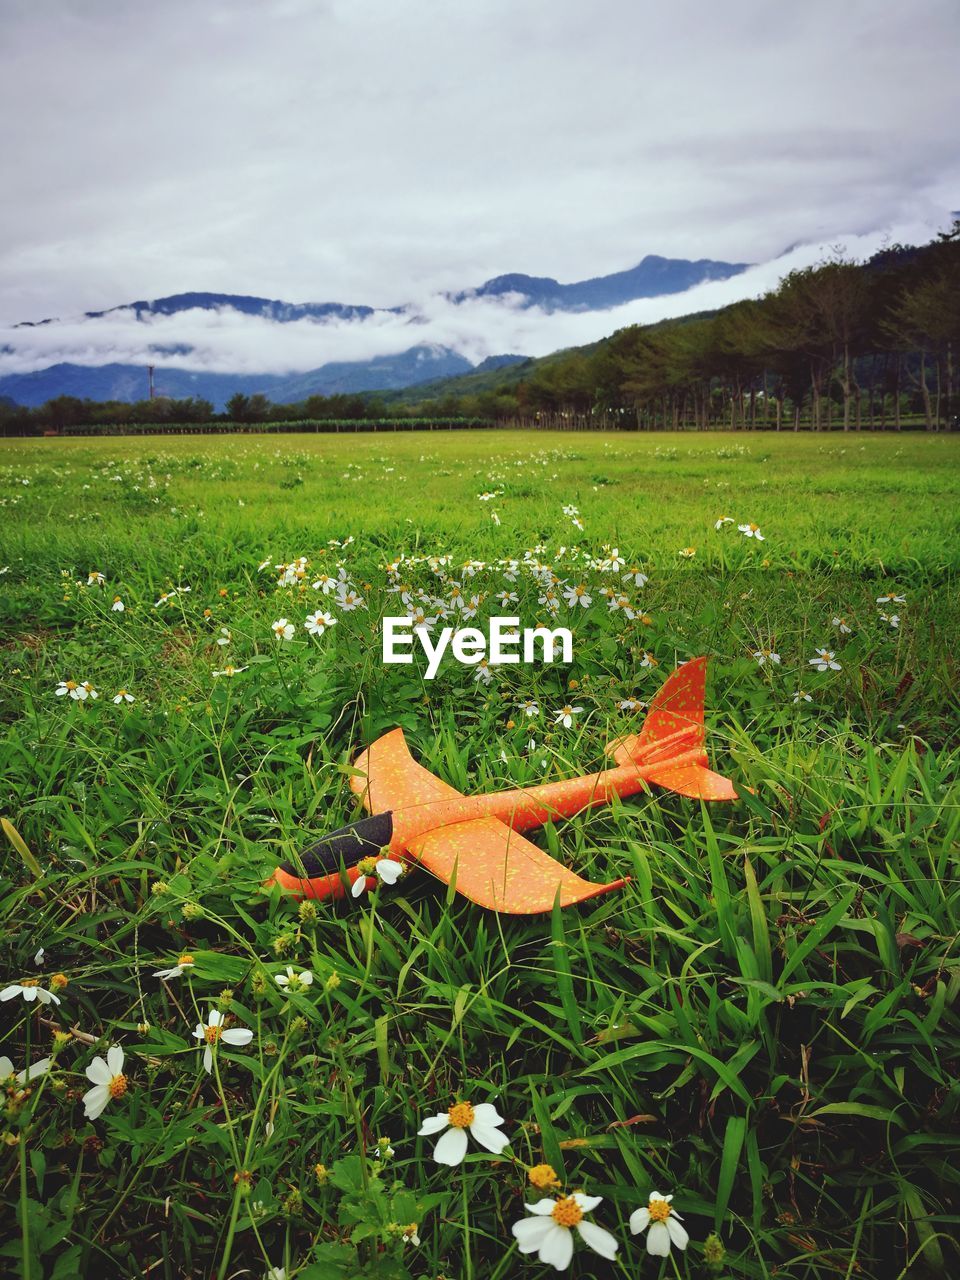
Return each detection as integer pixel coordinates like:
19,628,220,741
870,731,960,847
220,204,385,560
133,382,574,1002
3,429,959,569
1,431,959,1279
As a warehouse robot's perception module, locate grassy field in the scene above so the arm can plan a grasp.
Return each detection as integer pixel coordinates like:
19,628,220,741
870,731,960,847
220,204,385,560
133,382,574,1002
1,430,959,1280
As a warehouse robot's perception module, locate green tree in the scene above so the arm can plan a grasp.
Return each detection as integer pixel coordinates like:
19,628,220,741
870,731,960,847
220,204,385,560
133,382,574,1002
768,260,872,430
882,238,960,429
225,392,251,422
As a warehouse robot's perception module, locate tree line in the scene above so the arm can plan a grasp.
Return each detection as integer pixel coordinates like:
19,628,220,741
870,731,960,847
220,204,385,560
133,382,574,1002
0,391,383,436
2,225,957,435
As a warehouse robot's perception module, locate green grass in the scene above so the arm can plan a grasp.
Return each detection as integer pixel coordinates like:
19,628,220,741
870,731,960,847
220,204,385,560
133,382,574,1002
1,430,959,1279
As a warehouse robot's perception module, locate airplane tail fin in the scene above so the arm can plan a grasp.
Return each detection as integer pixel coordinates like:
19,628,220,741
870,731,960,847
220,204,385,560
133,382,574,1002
611,656,707,766
610,657,738,801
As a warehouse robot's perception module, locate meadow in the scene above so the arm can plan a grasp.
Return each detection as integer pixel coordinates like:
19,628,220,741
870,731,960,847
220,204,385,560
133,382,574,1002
1,430,959,1280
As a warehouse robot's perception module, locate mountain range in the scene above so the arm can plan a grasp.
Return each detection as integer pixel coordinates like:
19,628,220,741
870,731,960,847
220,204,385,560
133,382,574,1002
0,253,748,410
453,255,747,309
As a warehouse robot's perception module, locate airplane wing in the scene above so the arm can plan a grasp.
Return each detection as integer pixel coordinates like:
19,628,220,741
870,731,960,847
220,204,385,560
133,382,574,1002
349,727,463,813
407,815,628,914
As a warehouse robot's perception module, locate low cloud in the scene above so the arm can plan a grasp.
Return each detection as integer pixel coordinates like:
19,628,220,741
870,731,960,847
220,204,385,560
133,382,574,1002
0,221,941,383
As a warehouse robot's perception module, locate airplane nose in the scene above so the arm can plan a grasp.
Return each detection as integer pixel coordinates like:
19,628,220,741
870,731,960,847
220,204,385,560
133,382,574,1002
278,810,395,879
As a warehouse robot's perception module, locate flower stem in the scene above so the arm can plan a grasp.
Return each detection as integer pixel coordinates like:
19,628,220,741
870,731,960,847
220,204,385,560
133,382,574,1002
19,1109,31,1280
217,1017,295,1280
461,1168,473,1280
218,1186,244,1280
360,901,377,993
20,1014,32,1280
211,1048,242,1167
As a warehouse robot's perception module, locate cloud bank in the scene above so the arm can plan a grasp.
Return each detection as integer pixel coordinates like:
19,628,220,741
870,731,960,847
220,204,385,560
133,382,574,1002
0,222,944,379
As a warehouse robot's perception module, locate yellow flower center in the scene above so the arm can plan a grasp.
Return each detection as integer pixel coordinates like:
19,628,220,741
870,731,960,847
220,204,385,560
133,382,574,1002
108,1073,128,1098
648,1198,671,1223
551,1196,583,1227
204,1025,222,1045
357,857,377,877
528,1163,561,1191
65,681,78,691
750,523,759,532
21,978,39,988
447,1101,475,1128
178,954,194,966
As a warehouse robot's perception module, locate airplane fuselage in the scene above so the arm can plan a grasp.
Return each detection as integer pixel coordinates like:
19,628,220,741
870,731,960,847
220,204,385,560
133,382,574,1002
389,730,707,852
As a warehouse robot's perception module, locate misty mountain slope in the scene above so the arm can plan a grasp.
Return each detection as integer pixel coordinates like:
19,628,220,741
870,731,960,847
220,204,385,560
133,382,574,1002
456,254,748,309
0,345,474,411
263,346,473,402
13,293,380,328
87,293,381,324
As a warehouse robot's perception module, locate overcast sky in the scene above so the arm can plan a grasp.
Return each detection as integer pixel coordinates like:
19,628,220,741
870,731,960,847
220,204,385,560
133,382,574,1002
1,0,958,367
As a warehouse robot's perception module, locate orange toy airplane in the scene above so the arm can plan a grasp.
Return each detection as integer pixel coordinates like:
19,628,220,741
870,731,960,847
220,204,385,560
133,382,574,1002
272,657,737,913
